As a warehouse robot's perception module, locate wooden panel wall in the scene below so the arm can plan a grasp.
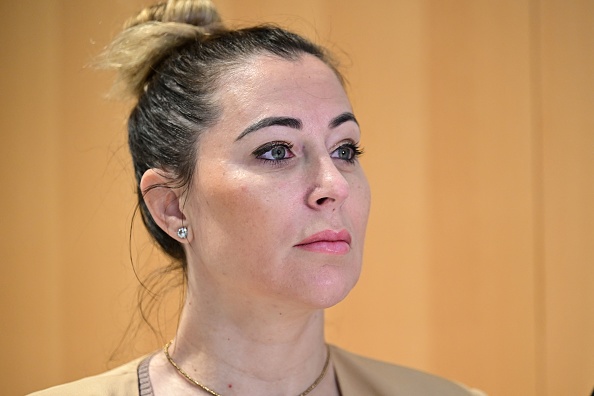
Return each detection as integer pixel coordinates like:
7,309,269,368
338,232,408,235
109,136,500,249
1,1,591,395
539,1,594,394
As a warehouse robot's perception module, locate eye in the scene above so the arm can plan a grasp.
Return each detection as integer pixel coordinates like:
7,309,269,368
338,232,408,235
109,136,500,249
252,141,295,163
331,142,364,163
268,146,289,160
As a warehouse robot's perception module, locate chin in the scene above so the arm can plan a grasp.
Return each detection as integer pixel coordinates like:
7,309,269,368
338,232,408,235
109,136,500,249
301,265,361,309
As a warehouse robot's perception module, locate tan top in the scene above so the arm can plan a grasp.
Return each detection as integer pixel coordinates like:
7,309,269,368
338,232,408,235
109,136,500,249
29,345,486,396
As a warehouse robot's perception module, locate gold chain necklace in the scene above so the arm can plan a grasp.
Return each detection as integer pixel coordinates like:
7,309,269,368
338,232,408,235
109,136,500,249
163,340,331,396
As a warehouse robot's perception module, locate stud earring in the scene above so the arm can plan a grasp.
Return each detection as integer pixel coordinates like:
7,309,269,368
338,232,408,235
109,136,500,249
177,226,188,239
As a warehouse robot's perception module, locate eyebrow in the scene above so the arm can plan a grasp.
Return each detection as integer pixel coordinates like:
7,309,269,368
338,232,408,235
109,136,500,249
329,112,359,129
235,112,359,141
235,117,302,141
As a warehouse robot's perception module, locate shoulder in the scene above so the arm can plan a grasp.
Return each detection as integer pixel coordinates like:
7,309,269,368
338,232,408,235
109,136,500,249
27,356,147,396
330,345,486,396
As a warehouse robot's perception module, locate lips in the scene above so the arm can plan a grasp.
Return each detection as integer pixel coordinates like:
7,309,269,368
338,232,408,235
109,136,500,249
295,229,352,255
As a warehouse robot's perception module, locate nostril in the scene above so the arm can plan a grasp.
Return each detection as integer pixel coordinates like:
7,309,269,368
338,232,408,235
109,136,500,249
316,197,329,205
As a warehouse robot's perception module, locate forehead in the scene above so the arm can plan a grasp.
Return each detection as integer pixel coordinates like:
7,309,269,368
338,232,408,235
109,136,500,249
215,54,351,122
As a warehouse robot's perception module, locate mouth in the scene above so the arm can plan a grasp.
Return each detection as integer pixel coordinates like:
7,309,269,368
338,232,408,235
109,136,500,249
294,229,352,255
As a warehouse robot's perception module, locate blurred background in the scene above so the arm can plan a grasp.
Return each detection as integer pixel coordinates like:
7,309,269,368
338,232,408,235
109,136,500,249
1,0,592,395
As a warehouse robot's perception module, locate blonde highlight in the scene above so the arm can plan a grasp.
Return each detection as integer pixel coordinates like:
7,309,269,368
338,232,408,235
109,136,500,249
97,0,223,99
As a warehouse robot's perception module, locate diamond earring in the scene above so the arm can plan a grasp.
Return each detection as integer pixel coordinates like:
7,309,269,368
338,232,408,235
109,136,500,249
177,226,188,239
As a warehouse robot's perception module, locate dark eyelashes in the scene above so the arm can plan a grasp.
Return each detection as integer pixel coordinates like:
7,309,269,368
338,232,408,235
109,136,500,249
251,140,293,158
333,141,364,164
251,140,364,165
344,142,364,162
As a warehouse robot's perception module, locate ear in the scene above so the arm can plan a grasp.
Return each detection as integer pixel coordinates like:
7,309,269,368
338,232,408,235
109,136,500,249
140,169,192,243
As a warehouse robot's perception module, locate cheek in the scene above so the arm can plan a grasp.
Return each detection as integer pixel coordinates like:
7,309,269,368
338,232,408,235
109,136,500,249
348,172,371,228
205,182,258,233
195,168,297,246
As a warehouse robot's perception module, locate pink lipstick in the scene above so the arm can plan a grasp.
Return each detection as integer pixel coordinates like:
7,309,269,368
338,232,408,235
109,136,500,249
295,229,351,255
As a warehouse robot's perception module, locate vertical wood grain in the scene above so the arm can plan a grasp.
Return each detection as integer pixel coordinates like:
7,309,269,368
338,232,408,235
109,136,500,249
2,1,592,394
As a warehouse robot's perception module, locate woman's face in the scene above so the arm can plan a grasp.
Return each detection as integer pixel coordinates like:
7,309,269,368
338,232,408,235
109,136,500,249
183,54,370,310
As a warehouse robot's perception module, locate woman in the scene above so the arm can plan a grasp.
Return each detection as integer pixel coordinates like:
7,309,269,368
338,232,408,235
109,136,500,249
31,0,485,395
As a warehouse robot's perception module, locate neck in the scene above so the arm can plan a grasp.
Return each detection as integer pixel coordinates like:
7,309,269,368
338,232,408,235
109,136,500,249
157,283,333,395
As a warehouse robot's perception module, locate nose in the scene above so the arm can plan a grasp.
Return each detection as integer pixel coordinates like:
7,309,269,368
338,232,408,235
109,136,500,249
306,156,350,210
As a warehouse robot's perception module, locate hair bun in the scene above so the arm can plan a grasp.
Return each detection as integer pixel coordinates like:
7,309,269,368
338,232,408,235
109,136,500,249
97,0,224,99
125,0,222,30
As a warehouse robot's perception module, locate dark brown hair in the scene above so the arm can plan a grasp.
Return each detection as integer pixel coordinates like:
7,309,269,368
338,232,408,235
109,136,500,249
100,0,342,269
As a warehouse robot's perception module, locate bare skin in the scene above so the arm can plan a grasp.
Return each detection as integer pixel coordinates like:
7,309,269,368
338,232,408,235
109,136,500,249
142,53,370,395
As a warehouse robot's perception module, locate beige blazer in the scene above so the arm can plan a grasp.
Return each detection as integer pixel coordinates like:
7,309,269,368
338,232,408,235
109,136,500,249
29,345,486,395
